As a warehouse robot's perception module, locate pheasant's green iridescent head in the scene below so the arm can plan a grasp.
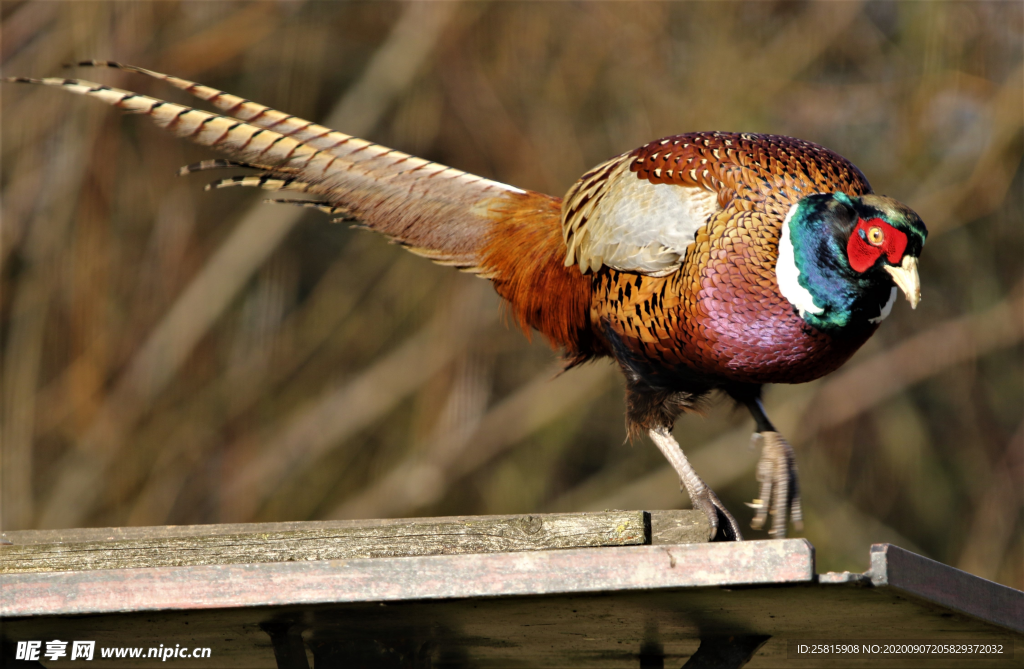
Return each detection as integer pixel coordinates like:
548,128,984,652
776,191,927,334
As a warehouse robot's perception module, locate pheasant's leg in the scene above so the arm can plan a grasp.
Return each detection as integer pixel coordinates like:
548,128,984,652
649,426,743,541
745,400,803,537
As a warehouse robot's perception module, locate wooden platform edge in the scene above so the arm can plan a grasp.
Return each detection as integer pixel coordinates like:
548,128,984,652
0,539,814,618
868,543,1024,634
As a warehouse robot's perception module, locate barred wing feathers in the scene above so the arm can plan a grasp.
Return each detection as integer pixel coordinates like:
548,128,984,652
562,152,721,277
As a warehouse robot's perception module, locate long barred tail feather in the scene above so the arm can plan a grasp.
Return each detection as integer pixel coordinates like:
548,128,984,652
74,61,397,155
204,175,316,193
178,159,264,175
5,67,597,359
264,199,353,223
7,73,523,267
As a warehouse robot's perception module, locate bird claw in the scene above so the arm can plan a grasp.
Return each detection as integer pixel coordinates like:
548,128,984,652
651,426,743,542
689,485,744,542
749,431,803,537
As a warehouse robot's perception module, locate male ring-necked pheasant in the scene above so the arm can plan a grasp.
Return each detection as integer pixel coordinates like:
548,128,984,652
6,63,927,540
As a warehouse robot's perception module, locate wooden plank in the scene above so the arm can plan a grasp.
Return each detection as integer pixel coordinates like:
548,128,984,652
869,544,1024,634
0,540,816,617
2,543,1019,668
0,510,654,574
2,509,710,545
650,508,711,544
2,539,1018,667
3,586,1018,669
0,510,708,546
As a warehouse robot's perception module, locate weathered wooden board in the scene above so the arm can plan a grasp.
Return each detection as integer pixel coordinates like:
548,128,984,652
1,509,686,574
1,541,1020,668
1,539,812,617
649,507,710,544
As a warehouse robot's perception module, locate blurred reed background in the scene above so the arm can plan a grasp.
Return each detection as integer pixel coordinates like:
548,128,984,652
1,1,1021,587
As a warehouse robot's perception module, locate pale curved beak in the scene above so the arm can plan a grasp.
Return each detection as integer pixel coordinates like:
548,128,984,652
884,256,921,309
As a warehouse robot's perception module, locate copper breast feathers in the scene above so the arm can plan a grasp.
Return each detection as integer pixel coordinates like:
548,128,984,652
562,132,874,384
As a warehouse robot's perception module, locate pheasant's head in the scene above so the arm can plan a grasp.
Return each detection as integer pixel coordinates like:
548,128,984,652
776,191,927,334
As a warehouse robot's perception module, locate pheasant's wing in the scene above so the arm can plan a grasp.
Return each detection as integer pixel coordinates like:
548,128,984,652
5,68,539,270
562,150,723,277
562,132,872,277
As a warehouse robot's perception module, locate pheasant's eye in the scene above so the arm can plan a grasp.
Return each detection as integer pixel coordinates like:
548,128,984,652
849,217,908,273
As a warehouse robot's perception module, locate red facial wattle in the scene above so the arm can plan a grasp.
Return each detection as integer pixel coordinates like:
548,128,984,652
847,218,908,273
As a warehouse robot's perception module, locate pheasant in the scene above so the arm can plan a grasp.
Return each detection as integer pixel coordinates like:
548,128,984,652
5,63,927,540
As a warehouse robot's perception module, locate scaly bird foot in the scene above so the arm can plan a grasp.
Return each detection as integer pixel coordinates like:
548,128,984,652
685,480,744,542
747,431,803,537
649,426,743,542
